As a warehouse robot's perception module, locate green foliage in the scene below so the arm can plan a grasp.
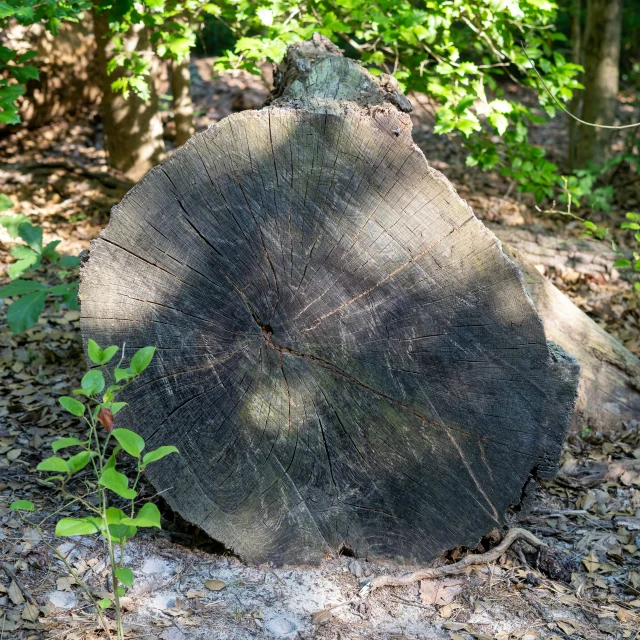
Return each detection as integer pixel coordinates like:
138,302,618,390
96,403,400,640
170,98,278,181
205,1,581,202
0,211,79,334
0,0,90,123
539,180,640,297
10,343,178,640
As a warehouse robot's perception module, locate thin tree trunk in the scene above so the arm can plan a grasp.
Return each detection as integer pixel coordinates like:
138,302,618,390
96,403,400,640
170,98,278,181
92,8,165,180
568,0,582,171
576,0,623,167
171,54,195,146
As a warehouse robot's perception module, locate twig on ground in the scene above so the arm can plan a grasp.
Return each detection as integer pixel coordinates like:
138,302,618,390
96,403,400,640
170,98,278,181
359,528,544,597
0,560,38,606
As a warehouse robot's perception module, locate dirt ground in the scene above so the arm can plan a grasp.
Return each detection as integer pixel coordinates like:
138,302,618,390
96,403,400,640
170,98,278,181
1,60,640,639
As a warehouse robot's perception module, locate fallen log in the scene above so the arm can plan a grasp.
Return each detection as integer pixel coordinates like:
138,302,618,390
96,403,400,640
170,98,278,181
500,243,640,436
80,35,578,564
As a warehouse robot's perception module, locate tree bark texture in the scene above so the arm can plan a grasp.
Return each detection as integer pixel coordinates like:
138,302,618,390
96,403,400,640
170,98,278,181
171,55,195,147
80,35,579,565
501,242,640,436
92,9,165,181
568,0,582,170
576,0,623,167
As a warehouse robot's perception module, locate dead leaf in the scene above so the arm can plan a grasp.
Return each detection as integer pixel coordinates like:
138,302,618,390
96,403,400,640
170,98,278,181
420,578,464,605
311,609,332,625
438,602,463,619
21,602,40,622
185,589,205,599
8,579,25,605
556,621,576,636
204,579,226,591
56,576,75,591
581,551,600,573
616,608,633,622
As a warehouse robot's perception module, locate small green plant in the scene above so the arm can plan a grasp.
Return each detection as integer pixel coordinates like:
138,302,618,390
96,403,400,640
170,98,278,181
538,179,640,296
10,341,178,640
0,210,79,334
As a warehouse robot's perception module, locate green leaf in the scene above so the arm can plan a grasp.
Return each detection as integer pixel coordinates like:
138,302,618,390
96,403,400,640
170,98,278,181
130,346,156,374
111,402,128,415
81,370,105,396
87,339,119,365
6,290,46,334
0,193,13,212
0,214,29,236
58,255,80,268
115,567,134,587
59,396,85,417
142,446,179,466
99,598,111,609
36,457,69,473
52,437,86,452
0,279,45,297
17,222,42,251
613,259,631,268
41,240,60,259
112,428,145,458
122,502,161,529
66,451,96,474
98,468,137,499
55,517,100,537
114,368,133,382
10,500,34,511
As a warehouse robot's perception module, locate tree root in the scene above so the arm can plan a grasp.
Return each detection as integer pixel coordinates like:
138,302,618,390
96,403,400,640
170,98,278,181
359,528,545,597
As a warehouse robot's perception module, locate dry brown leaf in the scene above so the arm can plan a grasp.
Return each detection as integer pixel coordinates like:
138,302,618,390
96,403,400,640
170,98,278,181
556,621,576,636
204,579,226,591
311,609,332,625
581,552,600,573
420,579,464,606
21,602,40,622
438,602,463,619
8,579,25,605
185,589,205,599
56,576,75,591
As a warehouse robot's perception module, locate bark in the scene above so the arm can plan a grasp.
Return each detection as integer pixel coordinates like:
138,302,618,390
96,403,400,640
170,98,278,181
568,0,582,170
80,35,579,565
500,242,640,437
171,55,195,147
576,0,623,167
0,17,100,130
92,9,165,181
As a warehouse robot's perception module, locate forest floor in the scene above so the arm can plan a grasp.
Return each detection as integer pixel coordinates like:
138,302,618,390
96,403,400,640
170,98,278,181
0,60,640,639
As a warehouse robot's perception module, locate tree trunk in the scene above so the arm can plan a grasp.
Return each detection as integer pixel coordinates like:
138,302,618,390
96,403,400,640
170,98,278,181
497,237,640,437
80,35,579,565
568,0,582,171
92,9,165,180
171,55,195,147
576,0,623,167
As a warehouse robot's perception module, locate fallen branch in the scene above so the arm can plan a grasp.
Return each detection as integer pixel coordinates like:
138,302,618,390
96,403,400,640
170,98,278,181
359,528,544,597
0,560,38,606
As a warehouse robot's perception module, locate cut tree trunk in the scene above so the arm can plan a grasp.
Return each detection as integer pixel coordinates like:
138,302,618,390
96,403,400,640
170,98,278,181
80,35,579,565
171,54,195,147
576,0,623,167
93,9,165,180
501,243,640,436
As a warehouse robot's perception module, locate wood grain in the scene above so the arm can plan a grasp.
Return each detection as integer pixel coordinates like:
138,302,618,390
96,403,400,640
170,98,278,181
80,36,578,564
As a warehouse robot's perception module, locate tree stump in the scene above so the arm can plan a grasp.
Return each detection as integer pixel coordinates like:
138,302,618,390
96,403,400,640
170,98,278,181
80,35,579,565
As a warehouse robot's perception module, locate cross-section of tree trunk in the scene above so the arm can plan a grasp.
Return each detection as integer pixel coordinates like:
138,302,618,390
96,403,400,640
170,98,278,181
80,35,579,565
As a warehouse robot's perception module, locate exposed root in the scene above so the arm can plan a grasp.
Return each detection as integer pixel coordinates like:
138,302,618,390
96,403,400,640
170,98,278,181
359,528,544,597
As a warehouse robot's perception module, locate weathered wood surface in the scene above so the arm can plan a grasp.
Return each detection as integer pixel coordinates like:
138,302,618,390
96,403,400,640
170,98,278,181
80,35,578,564
501,243,640,436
